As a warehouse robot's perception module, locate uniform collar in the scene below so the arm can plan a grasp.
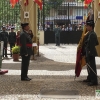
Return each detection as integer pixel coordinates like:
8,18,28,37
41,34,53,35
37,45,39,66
23,30,28,33
89,30,94,32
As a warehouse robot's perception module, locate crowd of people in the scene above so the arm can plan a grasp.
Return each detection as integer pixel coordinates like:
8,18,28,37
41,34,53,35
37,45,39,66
0,19,99,85
0,9,99,85
60,24,83,31
0,23,37,81
44,23,83,31
0,25,36,60
0,26,20,58
54,19,99,86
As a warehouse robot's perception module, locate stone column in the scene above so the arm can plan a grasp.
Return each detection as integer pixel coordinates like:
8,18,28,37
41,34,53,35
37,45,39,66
94,0,100,56
20,0,38,54
20,0,38,53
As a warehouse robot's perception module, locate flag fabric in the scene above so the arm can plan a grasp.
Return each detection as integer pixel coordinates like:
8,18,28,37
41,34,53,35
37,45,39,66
84,3,88,8
75,26,87,77
24,0,28,6
10,0,19,8
99,0,100,6
85,0,92,4
75,14,91,77
34,0,43,10
84,0,92,8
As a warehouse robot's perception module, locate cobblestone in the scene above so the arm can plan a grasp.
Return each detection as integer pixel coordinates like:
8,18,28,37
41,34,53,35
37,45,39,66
0,44,100,100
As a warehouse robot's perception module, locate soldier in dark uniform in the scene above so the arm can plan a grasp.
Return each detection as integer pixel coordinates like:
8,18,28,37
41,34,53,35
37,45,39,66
54,24,61,46
20,23,32,81
8,27,16,57
0,26,8,58
82,20,99,86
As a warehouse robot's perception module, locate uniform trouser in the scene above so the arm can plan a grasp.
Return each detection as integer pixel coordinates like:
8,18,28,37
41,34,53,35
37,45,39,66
10,43,15,56
3,43,7,57
21,55,31,79
55,36,60,46
86,56,98,83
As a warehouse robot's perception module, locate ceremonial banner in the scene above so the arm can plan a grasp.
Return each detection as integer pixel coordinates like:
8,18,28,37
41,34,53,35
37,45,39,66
84,0,92,8
75,26,87,77
85,0,92,4
24,0,28,6
84,1,88,8
34,0,43,10
75,12,93,77
10,0,19,8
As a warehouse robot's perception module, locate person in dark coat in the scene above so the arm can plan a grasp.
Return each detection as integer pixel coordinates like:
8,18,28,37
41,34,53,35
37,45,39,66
8,27,16,57
0,26,8,58
16,31,20,46
54,24,61,46
82,20,99,86
29,30,33,39
20,23,33,81
29,30,37,60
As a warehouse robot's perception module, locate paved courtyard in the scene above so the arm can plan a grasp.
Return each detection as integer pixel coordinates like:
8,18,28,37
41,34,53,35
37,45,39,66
0,44,100,100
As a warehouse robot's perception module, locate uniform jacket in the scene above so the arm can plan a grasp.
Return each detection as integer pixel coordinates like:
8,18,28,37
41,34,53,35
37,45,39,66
8,32,16,43
0,31,8,43
54,27,61,37
84,31,99,57
20,31,33,56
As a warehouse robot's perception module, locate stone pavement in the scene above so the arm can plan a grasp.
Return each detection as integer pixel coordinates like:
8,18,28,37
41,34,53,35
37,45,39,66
0,44,100,100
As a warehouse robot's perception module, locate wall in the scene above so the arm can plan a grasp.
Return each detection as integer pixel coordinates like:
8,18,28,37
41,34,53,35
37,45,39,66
38,31,44,45
94,0,100,56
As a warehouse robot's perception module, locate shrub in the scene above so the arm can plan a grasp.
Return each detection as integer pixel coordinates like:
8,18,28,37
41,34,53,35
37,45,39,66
12,46,20,54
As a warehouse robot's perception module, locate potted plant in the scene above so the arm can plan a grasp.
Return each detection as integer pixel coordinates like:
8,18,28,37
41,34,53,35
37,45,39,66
12,46,20,61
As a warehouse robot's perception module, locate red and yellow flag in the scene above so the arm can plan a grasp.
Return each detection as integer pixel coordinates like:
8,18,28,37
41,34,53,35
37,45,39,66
24,0,28,6
84,0,92,8
99,0,100,6
10,0,19,8
75,14,92,77
85,0,92,4
84,1,88,8
34,0,43,10
75,26,87,77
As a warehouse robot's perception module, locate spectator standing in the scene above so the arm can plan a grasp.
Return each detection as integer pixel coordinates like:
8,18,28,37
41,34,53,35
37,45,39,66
8,27,16,57
29,30,37,60
82,20,99,86
54,24,61,46
16,31,20,46
20,23,33,81
0,26,8,58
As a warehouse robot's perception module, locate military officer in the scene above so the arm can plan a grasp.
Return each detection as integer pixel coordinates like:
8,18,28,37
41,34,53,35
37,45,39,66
20,23,32,81
0,26,8,58
54,24,61,46
82,20,99,86
8,27,16,57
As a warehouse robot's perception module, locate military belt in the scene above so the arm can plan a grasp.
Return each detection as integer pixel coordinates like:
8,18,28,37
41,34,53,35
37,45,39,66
20,44,32,47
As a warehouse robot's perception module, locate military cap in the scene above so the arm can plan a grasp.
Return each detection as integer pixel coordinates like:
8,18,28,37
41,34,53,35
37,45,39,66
86,20,94,26
21,23,29,28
